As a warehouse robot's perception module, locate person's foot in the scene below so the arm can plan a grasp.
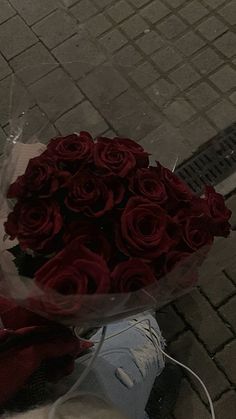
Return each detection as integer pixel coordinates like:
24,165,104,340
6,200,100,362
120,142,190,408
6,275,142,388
145,364,183,419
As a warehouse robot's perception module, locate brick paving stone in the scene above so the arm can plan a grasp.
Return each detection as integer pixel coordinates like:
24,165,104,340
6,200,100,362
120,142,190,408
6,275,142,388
53,34,106,80
179,1,209,24
113,44,142,65
140,1,170,24
197,16,227,41
136,30,165,54
181,116,217,149
93,0,116,9
139,120,192,167
130,62,159,88
164,98,195,126
120,15,148,39
10,0,58,25
230,92,236,105
0,126,6,153
170,63,200,90
226,194,236,229
175,290,233,353
0,0,15,24
55,100,108,136
165,0,186,7
192,47,223,75
199,233,236,281
106,0,134,23
101,128,118,137
173,379,209,419
207,99,236,130
100,88,162,139
33,9,77,49
10,43,57,86
210,65,236,92
0,16,37,60
78,65,128,106
214,31,236,58
152,46,182,72
187,82,219,109
215,391,236,419
29,68,83,120
156,305,186,342
225,263,236,285
128,0,150,7
157,15,187,39
146,78,178,107
218,1,236,25
0,54,12,81
215,340,236,385
70,0,98,21
219,296,236,333
169,331,229,399
202,0,226,9
200,271,235,307
175,31,205,57
62,0,78,6
99,28,127,53
86,13,112,37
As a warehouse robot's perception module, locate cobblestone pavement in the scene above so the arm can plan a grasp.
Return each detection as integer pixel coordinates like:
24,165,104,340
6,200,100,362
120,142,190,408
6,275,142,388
0,1,235,418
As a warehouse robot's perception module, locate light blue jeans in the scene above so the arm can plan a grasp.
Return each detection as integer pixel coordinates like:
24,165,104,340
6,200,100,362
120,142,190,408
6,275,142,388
65,313,165,419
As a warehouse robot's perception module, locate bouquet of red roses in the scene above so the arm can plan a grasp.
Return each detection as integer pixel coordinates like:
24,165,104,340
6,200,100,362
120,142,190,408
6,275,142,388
0,132,231,326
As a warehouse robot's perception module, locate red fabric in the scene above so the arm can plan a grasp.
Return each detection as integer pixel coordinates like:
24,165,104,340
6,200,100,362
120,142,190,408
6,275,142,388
0,298,92,405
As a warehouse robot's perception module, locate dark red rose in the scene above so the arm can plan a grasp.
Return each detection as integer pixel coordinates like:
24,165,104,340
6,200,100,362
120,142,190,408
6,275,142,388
63,220,111,261
111,259,156,292
157,162,194,202
117,197,173,259
65,171,114,217
7,156,69,199
180,215,213,251
205,185,231,237
129,168,167,204
0,325,90,406
114,137,149,168
94,137,136,177
35,238,110,297
0,297,53,329
46,132,94,168
4,200,63,253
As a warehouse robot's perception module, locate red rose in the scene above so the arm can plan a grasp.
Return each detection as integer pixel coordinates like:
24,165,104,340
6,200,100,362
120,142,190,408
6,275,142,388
0,325,89,406
46,132,94,169
117,197,173,259
111,259,156,292
180,215,213,251
157,162,194,202
129,168,167,204
65,171,114,217
94,137,136,177
4,200,63,253
205,186,231,237
114,137,149,168
7,156,69,199
35,238,110,297
63,220,111,261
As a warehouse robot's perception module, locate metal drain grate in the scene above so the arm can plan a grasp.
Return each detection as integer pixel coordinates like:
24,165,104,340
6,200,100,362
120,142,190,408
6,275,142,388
176,123,236,195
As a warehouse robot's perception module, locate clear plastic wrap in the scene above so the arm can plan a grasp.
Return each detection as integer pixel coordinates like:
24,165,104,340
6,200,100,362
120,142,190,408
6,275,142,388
0,63,213,327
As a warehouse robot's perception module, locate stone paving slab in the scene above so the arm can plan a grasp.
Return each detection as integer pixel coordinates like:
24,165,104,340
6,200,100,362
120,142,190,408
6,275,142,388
0,0,235,166
0,1,235,418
